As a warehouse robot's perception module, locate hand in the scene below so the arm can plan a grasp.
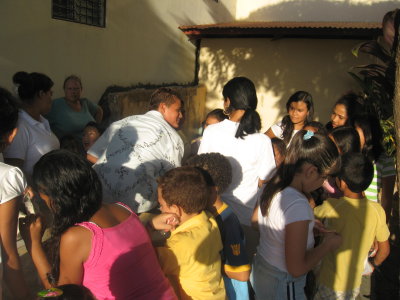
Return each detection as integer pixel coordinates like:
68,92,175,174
19,215,45,251
313,219,335,236
150,213,180,232
322,231,342,251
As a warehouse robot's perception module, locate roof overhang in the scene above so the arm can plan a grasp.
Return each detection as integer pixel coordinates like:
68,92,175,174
179,22,382,40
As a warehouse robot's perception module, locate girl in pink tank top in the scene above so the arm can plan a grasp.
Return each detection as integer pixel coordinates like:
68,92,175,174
19,150,177,300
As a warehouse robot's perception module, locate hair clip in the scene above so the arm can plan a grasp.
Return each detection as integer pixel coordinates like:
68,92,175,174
303,130,314,140
37,288,63,298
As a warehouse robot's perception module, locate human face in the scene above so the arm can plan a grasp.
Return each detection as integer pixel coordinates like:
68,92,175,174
38,89,54,115
157,187,176,214
288,101,308,128
160,97,183,129
64,79,82,103
82,126,100,151
331,104,348,128
306,166,327,192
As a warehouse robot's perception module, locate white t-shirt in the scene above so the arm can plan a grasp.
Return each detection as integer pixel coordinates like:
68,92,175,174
271,121,299,146
257,186,315,272
3,110,60,177
0,162,27,274
89,110,184,213
198,119,276,226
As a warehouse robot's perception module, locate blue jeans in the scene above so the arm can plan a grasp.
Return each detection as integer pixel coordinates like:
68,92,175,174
251,253,307,300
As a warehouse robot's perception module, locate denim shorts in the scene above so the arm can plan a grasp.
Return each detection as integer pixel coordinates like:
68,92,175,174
251,253,307,300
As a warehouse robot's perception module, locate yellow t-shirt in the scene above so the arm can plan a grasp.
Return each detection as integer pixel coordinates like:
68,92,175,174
314,197,389,292
157,211,226,300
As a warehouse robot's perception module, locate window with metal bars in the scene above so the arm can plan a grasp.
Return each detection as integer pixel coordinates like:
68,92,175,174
52,0,106,28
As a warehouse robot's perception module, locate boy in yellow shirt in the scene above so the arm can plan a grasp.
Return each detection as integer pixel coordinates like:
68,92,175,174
156,166,225,300
314,153,390,299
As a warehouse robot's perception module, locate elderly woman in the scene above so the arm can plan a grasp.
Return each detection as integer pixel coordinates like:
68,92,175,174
46,75,103,140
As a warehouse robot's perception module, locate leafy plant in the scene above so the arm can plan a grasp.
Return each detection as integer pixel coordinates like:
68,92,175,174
348,10,399,156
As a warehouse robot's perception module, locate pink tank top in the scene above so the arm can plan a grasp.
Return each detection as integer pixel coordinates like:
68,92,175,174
76,203,177,300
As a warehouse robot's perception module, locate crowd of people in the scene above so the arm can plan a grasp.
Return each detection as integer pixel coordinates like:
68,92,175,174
0,72,395,300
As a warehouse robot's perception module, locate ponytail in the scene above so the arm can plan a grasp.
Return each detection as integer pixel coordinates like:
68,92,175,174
235,108,261,139
222,77,261,139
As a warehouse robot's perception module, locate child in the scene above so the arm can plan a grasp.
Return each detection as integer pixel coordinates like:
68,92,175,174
271,137,286,167
185,153,250,300
329,126,360,154
326,92,363,131
314,153,390,299
251,130,342,299
266,91,314,146
354,114,396,217
0,87,31,299
190,109,227,156
82,121,102,152
156,166,226,300
19,149,177,300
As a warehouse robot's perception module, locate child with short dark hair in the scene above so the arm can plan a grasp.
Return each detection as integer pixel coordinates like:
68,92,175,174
185,153,250,300
156,166,226,300
314,153,390,299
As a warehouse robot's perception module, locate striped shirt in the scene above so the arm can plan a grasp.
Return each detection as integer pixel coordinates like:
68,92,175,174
365,154,396,202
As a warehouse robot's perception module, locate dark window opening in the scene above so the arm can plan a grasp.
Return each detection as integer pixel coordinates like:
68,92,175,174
52,0,106,28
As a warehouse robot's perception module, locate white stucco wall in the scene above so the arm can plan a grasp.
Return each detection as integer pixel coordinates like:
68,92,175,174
0,0,236,102
235,0,400,21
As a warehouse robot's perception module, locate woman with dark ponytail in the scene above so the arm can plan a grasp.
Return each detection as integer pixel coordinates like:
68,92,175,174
199,77,276,259
4,71,59,179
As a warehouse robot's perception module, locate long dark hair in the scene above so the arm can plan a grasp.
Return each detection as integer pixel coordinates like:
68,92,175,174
222,77,261,139
13,71,53,105
32,150,102,285
353,114,383,162
327,92,363,130
281,91,314,145
260,130,339,216
0,87,19,149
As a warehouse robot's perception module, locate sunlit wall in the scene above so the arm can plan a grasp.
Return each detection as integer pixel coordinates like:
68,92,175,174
0,0,236,102
199,38,371,130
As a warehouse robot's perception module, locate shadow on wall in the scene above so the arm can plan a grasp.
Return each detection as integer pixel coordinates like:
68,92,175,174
246,0,399,22
195,1,395,126
105,1,197,86
199,38,365,126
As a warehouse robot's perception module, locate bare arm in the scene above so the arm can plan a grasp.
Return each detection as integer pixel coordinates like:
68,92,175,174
86,153,98,164
265,128,277,139
251,203,259,231
94,106,103,123
380,175,395,220
0,197,31,299
57,227,90,285
372,240,390,267
285,220,342,277
19,215,52,289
